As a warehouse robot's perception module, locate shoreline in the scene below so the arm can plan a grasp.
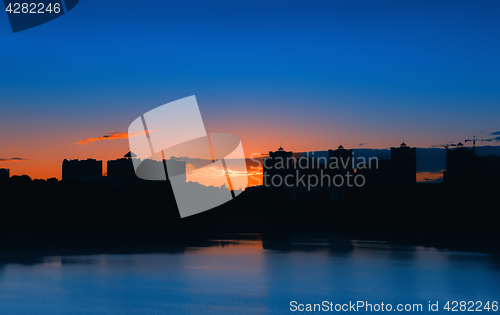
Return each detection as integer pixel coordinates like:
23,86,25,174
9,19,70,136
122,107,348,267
1,224,498,267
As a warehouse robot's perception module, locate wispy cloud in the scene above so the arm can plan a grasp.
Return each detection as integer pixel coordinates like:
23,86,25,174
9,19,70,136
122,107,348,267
484,137,500,142
358,143,366,147
483,131,500,142
77,130,156,145
0,157,30,162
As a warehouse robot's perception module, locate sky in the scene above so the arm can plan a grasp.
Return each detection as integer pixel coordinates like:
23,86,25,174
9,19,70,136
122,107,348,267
1,0,500,179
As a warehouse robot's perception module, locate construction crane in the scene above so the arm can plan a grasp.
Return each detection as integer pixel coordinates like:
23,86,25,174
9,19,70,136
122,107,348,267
464,135,485,149
442,144,457,150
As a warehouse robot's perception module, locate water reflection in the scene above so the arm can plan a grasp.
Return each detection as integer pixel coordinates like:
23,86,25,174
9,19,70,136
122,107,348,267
0,234,499,315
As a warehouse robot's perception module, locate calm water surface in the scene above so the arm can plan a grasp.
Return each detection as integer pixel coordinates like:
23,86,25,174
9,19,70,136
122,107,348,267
0,234,499,314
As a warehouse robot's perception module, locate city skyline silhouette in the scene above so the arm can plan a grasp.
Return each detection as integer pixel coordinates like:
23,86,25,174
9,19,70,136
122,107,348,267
2,138,499,187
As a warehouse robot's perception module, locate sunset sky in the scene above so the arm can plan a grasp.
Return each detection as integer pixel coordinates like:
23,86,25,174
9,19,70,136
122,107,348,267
1,0,499,180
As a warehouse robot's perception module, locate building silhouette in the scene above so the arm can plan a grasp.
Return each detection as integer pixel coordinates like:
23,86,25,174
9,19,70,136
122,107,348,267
107,152,187,185
263,146,294,187
0,168,9,182
390,142,416,188
443,142,476,183
62,158,103,182
107,151,137,185
443,143,500,184
328,145,354,176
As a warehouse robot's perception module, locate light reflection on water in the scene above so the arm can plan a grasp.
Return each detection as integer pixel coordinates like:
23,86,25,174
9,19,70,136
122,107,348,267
0,234,499,315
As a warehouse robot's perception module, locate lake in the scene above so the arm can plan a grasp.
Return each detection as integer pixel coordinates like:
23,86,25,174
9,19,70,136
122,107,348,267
0,233,499,314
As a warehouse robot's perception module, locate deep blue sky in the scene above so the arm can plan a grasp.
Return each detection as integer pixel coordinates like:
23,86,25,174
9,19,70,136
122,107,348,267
1,0,500,178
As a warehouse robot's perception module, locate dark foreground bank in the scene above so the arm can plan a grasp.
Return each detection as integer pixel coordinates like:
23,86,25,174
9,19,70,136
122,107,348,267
0,174,499,256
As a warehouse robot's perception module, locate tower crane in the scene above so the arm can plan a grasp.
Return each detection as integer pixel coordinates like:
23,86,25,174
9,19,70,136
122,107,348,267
442,144,457,149
464,135,485,150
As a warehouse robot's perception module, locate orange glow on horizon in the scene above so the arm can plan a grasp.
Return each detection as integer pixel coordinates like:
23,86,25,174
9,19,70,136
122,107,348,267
2,122,484,182
416,171,444,183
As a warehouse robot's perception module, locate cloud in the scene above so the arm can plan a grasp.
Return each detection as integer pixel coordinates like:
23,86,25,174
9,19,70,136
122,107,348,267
483,135,500,142
0,157,30,162
481,131,500,142
358,143,366,147
77,130,156,145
